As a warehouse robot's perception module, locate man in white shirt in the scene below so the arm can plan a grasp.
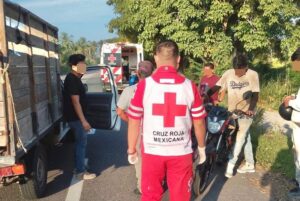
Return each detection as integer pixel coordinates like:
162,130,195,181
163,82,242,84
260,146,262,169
208,54,260,178
117,60,154,194
283,48,300,198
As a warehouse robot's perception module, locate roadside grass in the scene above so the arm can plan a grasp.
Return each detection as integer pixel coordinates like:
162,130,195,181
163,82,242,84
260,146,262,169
250,63,298,178
253,63,300,110
250,108,294,178
259,77,293,110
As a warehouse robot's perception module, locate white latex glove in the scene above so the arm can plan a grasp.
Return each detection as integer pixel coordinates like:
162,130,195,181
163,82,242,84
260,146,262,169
198,146,206,164
128,152,138,165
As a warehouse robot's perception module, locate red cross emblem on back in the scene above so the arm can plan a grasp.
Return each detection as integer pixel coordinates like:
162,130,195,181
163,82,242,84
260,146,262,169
152,92,187,127
108,54,116,64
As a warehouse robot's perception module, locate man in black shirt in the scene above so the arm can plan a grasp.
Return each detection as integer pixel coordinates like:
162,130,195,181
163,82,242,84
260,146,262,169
63,54,96,180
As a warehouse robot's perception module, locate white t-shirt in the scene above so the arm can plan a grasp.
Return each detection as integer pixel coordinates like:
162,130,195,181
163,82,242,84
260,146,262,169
117,84,137,111
289,88,300,125
216,69,260,112
289,88,300,111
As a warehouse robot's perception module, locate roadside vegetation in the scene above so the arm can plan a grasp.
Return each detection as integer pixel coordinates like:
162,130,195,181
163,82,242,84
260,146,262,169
108,0,300,71
58,33,129,74
59,33,103,74
250,63,300,179
254,62,300,110
250,108,295,179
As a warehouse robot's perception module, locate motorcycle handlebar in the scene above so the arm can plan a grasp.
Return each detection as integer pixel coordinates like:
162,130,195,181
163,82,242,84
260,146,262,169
229,109,253,119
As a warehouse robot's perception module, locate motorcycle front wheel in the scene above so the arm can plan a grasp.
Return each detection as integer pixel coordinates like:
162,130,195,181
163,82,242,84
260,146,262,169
193,154,214,196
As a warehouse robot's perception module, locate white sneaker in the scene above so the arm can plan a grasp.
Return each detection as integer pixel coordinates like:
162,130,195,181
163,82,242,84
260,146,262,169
237,163,255,174
83,172,96,180
225,163,234,178
76,172,96,180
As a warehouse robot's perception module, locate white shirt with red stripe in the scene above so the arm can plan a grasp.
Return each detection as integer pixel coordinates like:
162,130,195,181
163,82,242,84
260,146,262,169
128,66,206,156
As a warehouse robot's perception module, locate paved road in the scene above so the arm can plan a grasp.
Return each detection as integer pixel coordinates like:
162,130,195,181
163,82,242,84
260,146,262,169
0,122,277,201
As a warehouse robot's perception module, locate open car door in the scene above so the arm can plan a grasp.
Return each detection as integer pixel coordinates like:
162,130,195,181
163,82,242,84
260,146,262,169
81,65,120,130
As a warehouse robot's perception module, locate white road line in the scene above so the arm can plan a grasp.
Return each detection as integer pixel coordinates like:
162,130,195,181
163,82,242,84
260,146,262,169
65,176,83,201
65,158,88,201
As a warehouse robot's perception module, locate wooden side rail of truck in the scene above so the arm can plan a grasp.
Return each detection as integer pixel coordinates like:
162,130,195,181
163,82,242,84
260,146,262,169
0,0,69,199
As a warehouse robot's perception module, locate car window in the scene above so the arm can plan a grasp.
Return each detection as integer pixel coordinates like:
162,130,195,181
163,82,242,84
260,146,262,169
82,67,112,93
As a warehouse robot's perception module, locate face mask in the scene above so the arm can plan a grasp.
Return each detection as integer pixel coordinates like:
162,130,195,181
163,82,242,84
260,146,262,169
72,63,87,74
292,60,300,72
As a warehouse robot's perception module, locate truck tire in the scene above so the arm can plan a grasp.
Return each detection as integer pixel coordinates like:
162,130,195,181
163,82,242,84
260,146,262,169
19,145,48,199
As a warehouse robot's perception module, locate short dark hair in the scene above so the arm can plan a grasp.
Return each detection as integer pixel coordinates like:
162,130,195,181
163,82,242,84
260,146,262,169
155,40,179,58
68,54,85,67
138,60,154,78
204,62,215,69
232,54,248,69
291,48,300,61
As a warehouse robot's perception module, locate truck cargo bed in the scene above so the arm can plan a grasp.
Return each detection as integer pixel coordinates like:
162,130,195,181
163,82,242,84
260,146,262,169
0,0,62,166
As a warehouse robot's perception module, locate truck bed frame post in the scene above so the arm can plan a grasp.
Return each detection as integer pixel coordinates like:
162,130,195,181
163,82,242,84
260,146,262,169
23,12,38,135
0,0,10,153
43,24,54,122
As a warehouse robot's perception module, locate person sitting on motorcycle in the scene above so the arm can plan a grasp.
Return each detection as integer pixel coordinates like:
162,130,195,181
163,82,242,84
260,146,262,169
198,63,220,105
207,54,260,178
199,62,226,105
283,47,300,199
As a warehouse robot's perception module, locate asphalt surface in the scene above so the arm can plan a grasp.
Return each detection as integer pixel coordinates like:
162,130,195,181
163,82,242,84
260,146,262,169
0,122,274,201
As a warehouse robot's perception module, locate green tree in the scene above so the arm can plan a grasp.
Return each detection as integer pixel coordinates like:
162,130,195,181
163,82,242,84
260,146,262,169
59,32,75,70
107,0,300,80
59,33,101,74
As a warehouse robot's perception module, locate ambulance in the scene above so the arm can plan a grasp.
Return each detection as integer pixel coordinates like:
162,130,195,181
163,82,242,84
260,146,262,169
100,42,144,92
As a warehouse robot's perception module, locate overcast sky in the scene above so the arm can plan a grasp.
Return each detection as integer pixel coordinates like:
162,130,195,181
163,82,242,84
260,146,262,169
10,0,118,41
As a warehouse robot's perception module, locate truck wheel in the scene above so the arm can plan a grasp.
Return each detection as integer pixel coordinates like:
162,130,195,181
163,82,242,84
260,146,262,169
62,128,75,143
19,145,48,199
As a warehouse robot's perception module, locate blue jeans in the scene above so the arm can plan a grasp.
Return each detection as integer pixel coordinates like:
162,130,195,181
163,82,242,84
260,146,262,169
68,120,87,173
228,117,254,166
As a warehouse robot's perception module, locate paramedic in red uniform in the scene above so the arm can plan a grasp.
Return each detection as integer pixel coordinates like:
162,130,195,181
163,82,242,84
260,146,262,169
127,40,207,201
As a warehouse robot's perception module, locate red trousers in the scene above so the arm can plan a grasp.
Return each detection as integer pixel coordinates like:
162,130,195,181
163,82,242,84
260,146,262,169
141,153,193,201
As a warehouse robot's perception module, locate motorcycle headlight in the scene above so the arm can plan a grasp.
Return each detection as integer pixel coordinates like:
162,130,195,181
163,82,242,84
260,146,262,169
207,118,224,134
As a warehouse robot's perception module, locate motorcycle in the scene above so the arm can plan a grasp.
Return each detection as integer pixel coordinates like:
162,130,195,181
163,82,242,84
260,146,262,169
192,91,253,196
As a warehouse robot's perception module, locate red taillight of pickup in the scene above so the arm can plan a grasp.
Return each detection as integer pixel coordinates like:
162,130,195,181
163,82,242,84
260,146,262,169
0,164,25,179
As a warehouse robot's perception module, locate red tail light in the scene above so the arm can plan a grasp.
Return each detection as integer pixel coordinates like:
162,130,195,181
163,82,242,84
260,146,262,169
0,164,25,179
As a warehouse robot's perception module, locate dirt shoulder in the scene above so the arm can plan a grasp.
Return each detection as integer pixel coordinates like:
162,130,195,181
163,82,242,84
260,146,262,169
247,165,295,201
252,110,296,200
262,110,295,136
